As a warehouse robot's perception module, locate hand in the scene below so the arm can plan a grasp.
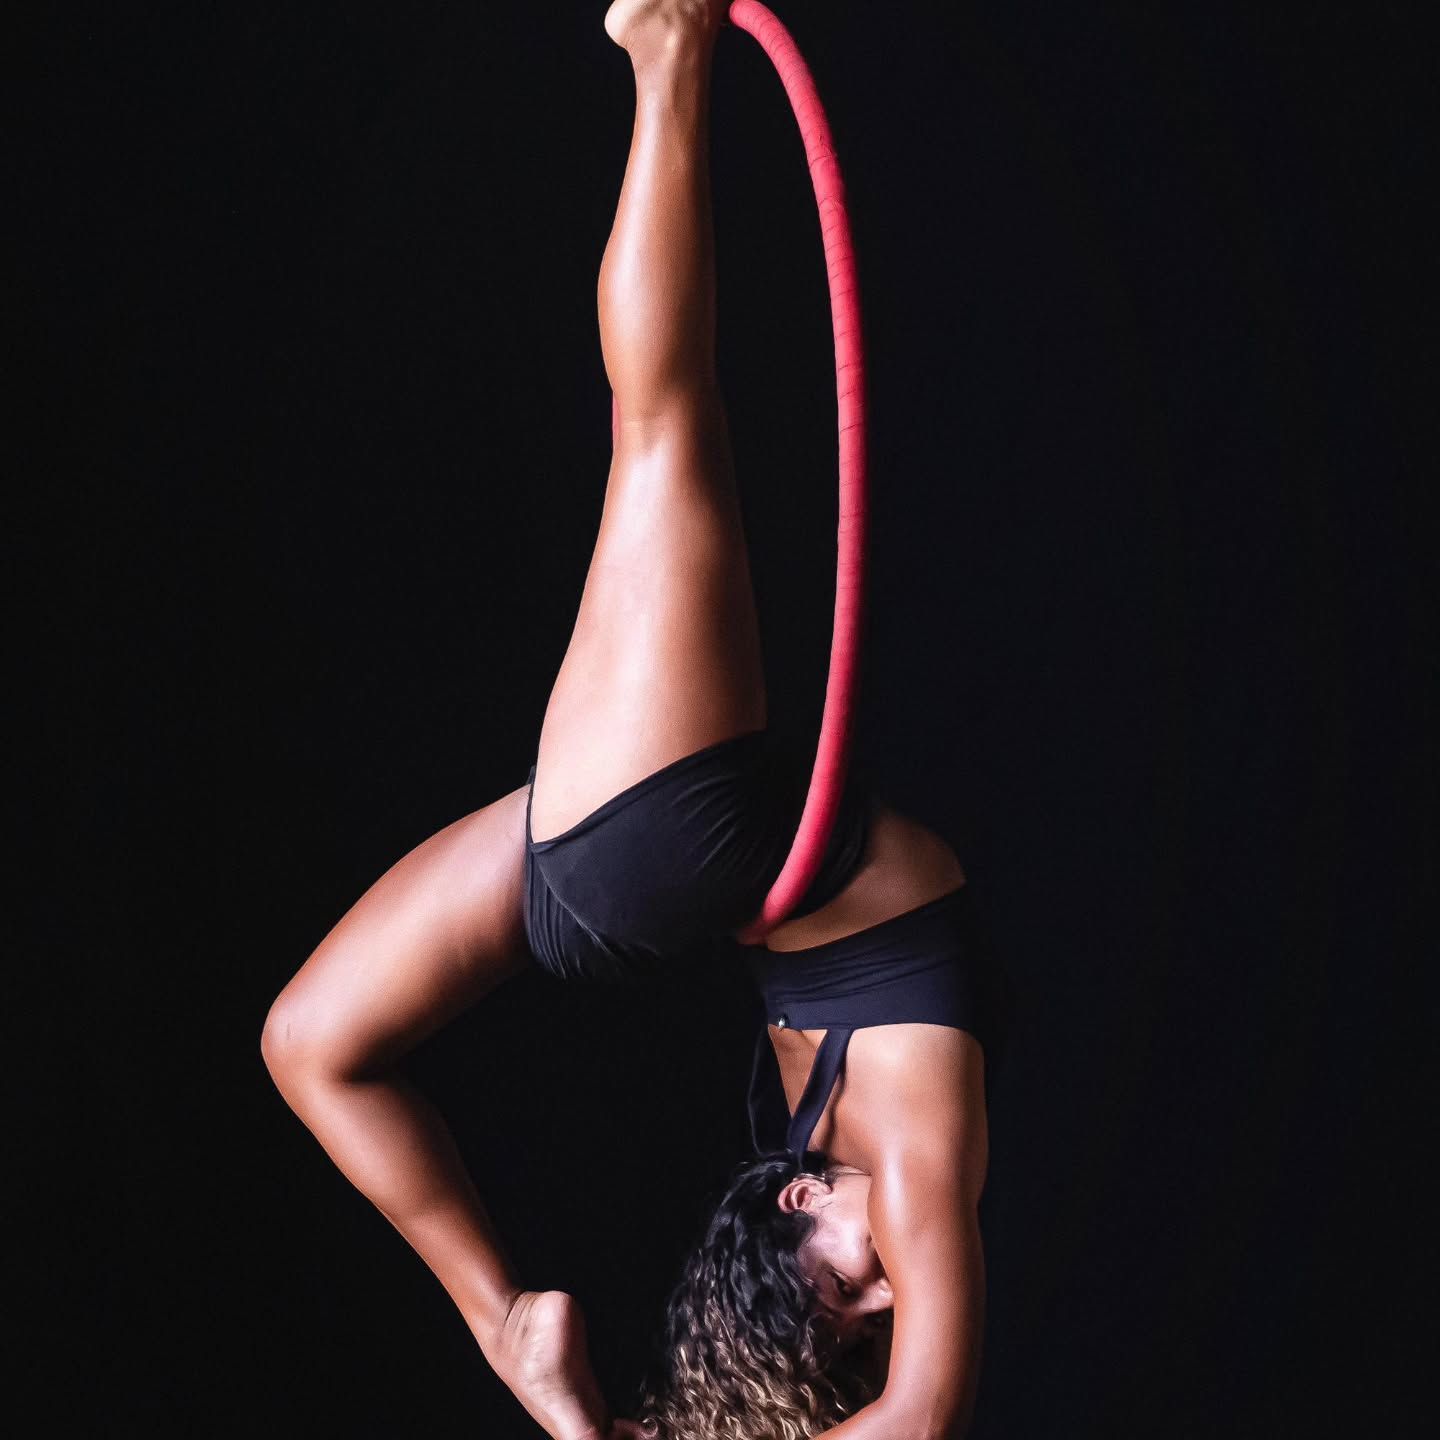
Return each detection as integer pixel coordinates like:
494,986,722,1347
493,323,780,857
486,1289,615,1440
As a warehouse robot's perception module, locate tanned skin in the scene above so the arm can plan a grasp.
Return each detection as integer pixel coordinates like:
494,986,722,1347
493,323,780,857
262,4,986,1437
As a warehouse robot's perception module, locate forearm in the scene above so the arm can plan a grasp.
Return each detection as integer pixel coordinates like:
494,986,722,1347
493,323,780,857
276,1062,521,1358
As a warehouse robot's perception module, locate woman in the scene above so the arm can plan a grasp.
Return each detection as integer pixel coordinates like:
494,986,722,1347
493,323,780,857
262,3,994,1437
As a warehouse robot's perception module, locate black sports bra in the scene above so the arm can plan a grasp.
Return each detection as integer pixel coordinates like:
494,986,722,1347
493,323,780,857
736,884,1000,1163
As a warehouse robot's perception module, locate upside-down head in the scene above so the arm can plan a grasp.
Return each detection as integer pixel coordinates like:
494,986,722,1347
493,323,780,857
636,1151,893,1440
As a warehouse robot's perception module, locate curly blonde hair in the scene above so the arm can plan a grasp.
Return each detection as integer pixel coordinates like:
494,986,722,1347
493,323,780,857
635,1152,883,1440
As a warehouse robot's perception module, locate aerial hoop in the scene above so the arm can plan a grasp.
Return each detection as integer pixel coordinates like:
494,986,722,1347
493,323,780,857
609,1,868,944
729,0,868,941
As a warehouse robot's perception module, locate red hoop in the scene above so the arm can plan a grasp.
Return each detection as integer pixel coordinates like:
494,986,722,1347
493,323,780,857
728,0,868,941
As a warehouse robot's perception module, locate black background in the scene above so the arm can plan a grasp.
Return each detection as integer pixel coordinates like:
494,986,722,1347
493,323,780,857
15,2,1430,1435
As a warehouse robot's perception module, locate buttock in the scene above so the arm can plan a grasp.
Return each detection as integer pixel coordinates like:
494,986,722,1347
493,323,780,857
522,730,872,983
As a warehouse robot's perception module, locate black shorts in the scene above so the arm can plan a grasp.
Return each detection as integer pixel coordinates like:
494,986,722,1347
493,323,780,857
523,729,873,983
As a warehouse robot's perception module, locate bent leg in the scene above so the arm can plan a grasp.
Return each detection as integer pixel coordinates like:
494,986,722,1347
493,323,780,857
531,3,765,841
263,790,631,1435
262,790,531,1348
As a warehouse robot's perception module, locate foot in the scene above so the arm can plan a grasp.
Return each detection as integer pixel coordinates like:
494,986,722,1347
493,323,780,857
604,0,723,66
490,1290,613,1440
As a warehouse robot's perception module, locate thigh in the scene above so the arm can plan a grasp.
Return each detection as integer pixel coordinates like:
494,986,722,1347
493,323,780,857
269,786,531,1075
531,398,767,841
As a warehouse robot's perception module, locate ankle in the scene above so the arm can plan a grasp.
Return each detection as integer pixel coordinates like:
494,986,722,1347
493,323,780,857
630,26,714,78
634,57,713,120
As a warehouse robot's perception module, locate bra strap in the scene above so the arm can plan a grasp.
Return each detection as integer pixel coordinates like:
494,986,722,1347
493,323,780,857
787,1026,854,1164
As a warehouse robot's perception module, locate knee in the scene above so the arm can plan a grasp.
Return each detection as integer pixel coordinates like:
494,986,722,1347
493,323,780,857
614,386,728,453
260,983,335,1092
260,988,299,1088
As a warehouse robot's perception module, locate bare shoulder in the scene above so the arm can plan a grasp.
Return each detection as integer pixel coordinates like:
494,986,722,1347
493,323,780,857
847,1024,989,1207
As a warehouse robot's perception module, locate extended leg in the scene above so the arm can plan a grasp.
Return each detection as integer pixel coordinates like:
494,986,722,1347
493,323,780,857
530,0,765,842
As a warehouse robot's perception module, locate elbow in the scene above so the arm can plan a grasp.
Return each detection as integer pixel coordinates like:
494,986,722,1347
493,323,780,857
879,1418,952,1440
876,1394,970,1440
915,1415,969,1440
916,1422,961,1440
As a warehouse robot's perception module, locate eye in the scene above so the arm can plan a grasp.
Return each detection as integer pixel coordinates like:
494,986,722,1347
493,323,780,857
832,1271,855,1299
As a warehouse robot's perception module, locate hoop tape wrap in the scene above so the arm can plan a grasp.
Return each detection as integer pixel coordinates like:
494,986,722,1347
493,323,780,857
729,0,868,942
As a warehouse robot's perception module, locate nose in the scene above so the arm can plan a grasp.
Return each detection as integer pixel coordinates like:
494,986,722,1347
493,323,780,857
859,1276,893,1314
851,1279,893,1335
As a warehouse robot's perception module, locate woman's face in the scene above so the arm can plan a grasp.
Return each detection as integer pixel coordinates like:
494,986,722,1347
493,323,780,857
777,1168,893,1350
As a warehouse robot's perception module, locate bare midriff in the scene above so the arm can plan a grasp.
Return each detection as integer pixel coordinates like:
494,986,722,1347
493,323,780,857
747,803,967,953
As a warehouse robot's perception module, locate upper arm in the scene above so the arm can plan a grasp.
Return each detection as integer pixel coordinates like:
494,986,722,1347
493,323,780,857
870,1152,987,1438
856,1028,988,1438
